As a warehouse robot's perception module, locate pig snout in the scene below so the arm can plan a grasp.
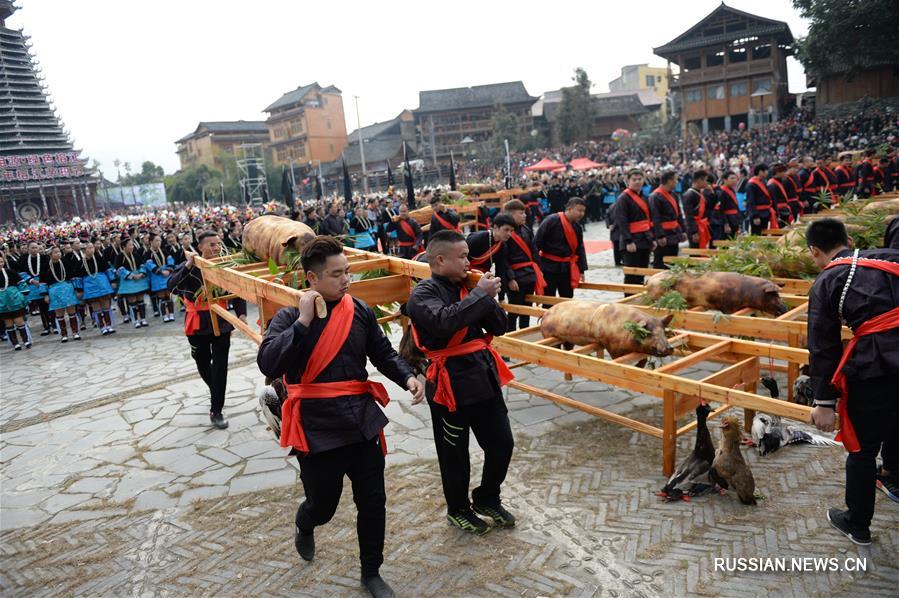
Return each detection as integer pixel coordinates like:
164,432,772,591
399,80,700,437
764,289,789,316
644,327,673,357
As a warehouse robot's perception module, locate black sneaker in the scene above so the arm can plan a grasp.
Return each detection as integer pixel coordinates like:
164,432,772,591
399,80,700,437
473,503,517,528
209,412,229,429
40,328,51,336
827,508,872,546
876,466,899,504
361,575,395,598
446,508,490,535
295,526,314,561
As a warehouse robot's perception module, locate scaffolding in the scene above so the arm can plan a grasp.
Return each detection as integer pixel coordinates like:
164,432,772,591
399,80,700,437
237,143,268,205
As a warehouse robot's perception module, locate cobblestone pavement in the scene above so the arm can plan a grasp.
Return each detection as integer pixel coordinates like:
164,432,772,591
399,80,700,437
2,224,897,596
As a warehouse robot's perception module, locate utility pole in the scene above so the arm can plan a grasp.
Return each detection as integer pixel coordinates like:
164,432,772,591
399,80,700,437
354,95,368,194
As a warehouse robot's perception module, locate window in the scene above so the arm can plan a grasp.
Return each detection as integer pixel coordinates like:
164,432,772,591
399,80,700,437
290,121,302,136
753,78,772,95
657,75,663,83
683,56,701,71
277,148,287,162
729,46,747,63
730,81,748,97
707,85,725,100
645,74,655,87
329,143,334,153
686,88,702,103
326,120,332,130
752,44,771,60
706,51,724,67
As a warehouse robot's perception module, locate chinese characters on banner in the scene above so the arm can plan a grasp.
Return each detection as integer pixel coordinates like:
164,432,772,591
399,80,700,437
0,151,85,183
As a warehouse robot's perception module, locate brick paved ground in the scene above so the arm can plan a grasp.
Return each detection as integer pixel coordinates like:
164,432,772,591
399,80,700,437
2,224,897,596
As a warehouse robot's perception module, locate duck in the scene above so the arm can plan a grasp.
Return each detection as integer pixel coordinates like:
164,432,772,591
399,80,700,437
710,415,757,505
658,401,716,502
750,412,838,456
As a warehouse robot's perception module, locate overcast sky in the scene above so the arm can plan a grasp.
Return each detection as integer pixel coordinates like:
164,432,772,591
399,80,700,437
14,0,809,177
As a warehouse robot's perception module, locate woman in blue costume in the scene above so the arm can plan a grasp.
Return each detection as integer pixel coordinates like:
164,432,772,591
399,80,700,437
19,241,53,335
115,237,150,328
77,242,117,335
39,246,81,343
145,234,176,323
0,254,32,350
349,206,377,250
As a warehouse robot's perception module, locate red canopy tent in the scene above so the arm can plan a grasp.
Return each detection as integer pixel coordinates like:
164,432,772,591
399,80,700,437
524,157,566,172
569,157,602,171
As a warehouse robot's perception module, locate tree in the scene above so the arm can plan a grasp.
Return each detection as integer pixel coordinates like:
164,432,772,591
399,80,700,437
120,161,165,186
164,164,218,204
792,0,899,79
555,67,595,145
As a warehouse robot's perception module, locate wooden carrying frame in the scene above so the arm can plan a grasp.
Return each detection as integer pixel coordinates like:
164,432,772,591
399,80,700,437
195,248,817,477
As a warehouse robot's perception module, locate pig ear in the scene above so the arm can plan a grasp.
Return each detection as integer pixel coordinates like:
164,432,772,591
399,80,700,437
661,314,674,328
282,235,298,248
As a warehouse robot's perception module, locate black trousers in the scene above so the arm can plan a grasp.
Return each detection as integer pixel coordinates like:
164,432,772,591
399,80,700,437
397,245,416,260
611,236,622,267
652,242,679,269
622,248,651,287
29,298,51,330
506,283,535,332
296,439,386,577
543,271,573,300
428,398,514,513
844,376,899,531
187,332,230,414
750,216,771,236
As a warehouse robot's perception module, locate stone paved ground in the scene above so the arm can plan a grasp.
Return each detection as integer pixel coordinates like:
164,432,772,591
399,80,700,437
2,224,897,596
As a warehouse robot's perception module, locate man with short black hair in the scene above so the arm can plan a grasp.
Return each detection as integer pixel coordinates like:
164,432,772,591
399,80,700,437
387,204,421,259
502,200,545,331
428,195,461,236
535,197,588,298
649,171,686,269
168,230,246,429
682,170,714,249
614,170,655,287
406,230,515,535
806,218,899,546
746,163,775,235
466,213,515,276
258,235,423,598
712,171,741,240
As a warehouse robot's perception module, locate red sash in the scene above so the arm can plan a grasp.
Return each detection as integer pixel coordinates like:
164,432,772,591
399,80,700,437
653,187,681,231
279,294,390,455
411,287,514,412
469,240,502,272
623,188,652,233
539,213,582,290
398,219,418,247
836,165,854,190
434,211,461,233
822,257,899,452
182,296,224,336
510,231,546,294
768,178,793,224
718,186,739,215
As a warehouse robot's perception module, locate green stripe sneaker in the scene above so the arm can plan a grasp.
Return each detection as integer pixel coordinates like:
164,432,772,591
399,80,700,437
446,509,490,535
473,503,517,528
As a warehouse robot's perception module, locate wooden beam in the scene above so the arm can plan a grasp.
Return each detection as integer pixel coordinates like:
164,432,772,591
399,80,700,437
209,304,263,345
508,380,663,439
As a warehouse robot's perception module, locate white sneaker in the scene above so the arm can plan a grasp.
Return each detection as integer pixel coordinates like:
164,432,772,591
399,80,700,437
140,319,148,327
134,320,141,328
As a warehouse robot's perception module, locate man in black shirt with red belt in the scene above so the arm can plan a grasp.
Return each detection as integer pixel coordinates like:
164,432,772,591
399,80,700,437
535,197,588,298
649,171,686,269
806,219,899,546
614,169,655,286
257,236,423,598
168,231,247,429
407,230,515,535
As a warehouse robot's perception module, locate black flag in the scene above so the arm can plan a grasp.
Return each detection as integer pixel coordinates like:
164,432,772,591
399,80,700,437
243,183,251,206
342,159,353,203
315,174,323,200
261,185,269,204
280,166,295,215
449,151,457,191
403,142,415,210
386,161,395,187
